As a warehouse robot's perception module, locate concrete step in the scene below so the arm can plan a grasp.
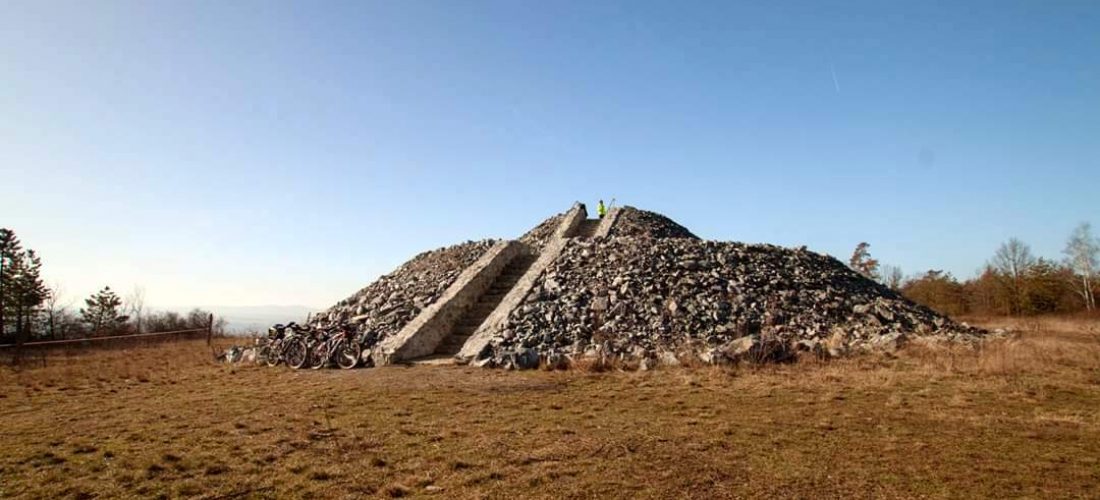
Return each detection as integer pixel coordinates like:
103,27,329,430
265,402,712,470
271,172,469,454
572,219,601,238
471,301,499,310
409,354,457,366
438,250,542,352
465,312,494,321
435,334,471,355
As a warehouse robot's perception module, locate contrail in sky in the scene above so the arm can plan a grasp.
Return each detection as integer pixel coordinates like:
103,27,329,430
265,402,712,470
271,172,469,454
830,63,841,94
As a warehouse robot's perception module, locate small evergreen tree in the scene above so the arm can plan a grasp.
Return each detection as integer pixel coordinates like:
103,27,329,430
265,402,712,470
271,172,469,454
849,242,880,281
0,229,49,343
1021,259,1068,314
81,286,124,335
0,228,23,339
901,270,969,316
9,250,49,340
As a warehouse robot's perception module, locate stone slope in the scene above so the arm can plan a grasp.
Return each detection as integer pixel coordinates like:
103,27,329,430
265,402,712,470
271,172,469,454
608,207,699,239
311,240,497,342
482,237,983,368
234,203,989,370
518,212,565,250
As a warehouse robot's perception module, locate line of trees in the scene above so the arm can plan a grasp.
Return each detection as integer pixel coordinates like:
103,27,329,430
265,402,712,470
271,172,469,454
851,222,1099,317
1,228,224,345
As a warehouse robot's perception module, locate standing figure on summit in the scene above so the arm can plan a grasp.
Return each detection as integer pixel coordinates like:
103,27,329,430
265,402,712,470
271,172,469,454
597,199,607,219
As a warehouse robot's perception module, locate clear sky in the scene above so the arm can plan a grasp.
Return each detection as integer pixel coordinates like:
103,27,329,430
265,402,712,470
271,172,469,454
2,1,1097,310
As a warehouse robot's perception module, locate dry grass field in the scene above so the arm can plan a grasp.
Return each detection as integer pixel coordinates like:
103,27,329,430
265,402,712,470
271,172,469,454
2,317,1099,499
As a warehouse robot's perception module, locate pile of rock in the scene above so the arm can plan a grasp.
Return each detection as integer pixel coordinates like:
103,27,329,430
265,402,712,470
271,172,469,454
608,207,698,240
310,240,497,341
480,237,984,368
519,212,565,250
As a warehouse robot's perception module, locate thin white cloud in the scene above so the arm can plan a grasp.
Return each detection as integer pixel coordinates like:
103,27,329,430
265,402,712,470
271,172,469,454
830,63,841,94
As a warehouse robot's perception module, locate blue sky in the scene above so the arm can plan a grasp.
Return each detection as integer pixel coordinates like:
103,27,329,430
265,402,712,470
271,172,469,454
1,1,1097,309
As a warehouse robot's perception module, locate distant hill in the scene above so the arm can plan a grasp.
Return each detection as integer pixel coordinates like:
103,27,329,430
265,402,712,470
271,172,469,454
155,305,317,334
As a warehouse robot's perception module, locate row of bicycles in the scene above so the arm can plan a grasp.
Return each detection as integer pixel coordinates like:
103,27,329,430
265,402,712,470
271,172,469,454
255,322,379,370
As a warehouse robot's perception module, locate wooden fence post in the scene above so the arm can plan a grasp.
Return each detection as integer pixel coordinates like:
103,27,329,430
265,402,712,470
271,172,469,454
207,313,214,346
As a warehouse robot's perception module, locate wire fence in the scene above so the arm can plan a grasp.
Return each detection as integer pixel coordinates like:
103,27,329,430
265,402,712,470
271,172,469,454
0,315,216,365
0,327,210,348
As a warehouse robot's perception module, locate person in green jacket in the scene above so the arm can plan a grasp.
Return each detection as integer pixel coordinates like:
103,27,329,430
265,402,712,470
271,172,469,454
597,199,607,219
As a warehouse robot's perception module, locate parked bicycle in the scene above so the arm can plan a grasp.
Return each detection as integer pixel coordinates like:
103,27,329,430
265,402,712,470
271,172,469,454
256,322,310,369
246,320,383,370
307,324,360,370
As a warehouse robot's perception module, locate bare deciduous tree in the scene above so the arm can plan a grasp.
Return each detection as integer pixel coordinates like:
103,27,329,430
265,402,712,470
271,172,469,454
125,286,146,333
991,238,1035,315
881,265,904,291
43,281,65,339
1063,222,1098,311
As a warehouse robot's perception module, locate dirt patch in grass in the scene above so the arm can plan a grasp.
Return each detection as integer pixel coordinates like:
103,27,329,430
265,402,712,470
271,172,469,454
1,323,1099,498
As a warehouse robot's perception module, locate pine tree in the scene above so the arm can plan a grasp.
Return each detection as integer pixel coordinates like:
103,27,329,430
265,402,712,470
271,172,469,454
0,228,23,339
10,250,49,340
849,242,880,281
0,229,49,343
901,270,968,316
81,286,124,335
1023,258,1073,314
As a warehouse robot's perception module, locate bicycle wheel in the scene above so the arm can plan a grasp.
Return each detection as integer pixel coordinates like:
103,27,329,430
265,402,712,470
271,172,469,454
309,341,328,370
260,344,279,367
336,340,359,369
285,338,309,369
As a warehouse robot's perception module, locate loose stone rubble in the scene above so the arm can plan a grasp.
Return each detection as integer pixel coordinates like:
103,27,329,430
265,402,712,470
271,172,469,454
232,205,987,370
478,237,985,368
608,207,698,239
519,212,565,250
309,240,497,341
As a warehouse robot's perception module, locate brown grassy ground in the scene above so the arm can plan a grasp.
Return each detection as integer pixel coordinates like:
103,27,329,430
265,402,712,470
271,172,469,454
1,318,1099,499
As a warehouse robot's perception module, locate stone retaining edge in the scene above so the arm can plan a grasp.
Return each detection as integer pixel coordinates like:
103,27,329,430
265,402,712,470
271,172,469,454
377,239,522,364
593,206,622,239
455,202,588,362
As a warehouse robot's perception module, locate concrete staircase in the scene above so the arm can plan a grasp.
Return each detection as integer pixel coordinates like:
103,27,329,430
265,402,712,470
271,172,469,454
572,218,601,238
433,252,540,356
388,202,605,366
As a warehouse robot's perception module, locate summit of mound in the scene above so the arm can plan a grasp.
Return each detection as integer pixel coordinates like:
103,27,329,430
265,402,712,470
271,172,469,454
609,207,699,239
